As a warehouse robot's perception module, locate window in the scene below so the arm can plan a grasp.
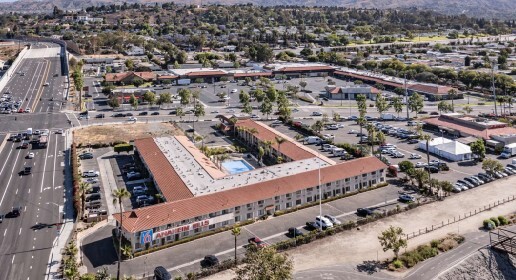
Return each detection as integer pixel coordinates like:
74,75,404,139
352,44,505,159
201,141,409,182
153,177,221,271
247,213,253,219
307,197,313,202
326,182,331,187
208,213,216,218
209,224,215,229
182,231,189,237
222,221,229,226
275,205,280,211
222,209,228,214
194,228,201,233
235,216,240,222
307,187,313,192
362,174,367,177
345,186,350,192
246,203,252,208
381,177,385,182
258,200,264,205
371,171,376,175
235,206,240,211
335,188,341,194
296,190,301,195
286,202,292,208
345,178,350,182
286,193,292,199
296,199,301,205
258,210,264,216
275,196,280,201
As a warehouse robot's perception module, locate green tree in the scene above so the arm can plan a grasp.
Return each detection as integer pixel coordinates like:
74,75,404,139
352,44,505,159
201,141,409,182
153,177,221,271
398,160,414,173
125,59,134,70
311,120,324,133
378,226,407,260
366,123,376,155
376,131,386,145
447,89,458,112
112,188,131,280
299,80,307,91
233,246,293,280
129,94,138,110
356,94,367,136
375,94,391,118
463,105,473,114
408,93,424,117
79,182,91,217
482,158,504,175
470,139,486,161
437,101,452,114
178,88,191,107
392,97,403,118
260,98,273,119
158,93,172,108
409,167,429,190
440,181,454,197
231,226,241,265
142,91,156,105
239,91,250,104
108,96,120,108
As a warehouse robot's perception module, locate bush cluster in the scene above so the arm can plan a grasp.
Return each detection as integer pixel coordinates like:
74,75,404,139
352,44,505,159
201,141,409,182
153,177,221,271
483,216,510,230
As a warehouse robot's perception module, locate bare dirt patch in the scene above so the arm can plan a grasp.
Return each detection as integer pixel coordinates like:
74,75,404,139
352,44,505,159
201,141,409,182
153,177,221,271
0,43,20,61
73,122,183,145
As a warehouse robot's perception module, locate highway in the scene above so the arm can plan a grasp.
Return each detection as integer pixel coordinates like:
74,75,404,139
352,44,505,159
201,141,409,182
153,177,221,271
0,42,70,280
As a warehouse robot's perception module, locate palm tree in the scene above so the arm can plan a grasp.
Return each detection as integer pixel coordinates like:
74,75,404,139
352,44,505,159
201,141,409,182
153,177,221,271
231,226,241,265
274,136,286,159
422,134,432,178
154,193,164,203
447,89,457,112
218,153,230,169
258,146,265,165
113,188,131,280
79,182,91,217
366,123,376,155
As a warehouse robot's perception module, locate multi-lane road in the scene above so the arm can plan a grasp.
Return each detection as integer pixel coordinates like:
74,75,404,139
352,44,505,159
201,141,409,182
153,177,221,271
0,42,70,280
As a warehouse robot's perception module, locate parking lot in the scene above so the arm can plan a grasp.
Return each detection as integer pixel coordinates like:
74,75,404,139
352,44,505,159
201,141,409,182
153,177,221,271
78,148,109,217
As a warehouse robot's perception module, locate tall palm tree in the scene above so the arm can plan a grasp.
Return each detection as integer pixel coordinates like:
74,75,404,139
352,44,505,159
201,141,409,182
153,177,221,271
231,226,241,265
447,89,457,112
422,134,432,178
366,123,376,155
79,182,91,217
274,136,286,158
113,188,131,280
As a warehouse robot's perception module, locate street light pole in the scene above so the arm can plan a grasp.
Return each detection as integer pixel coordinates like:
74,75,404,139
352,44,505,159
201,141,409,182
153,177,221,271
492,61,498,116
318,161,322,231
404,74,409,121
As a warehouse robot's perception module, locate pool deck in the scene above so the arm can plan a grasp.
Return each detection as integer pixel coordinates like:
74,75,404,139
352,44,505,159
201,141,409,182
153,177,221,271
154,136,331,196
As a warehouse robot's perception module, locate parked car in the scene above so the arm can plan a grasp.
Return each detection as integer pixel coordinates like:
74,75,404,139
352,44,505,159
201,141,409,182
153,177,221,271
305,221,319,231
315,216,333,229
138,112,148,116
82,170,99,177
311,111,322,116
409,153,422,159
151,112,160,115
463,177,480,187
153,266,172,280
127,172,142,180
415,162,428,168
79,153,94,160
248,237,267,248
288,227,304,238
324,215,341,225
356,208,374,217
399,194,415,202
424,166,439,173
200,255,219,268
457,179,474,188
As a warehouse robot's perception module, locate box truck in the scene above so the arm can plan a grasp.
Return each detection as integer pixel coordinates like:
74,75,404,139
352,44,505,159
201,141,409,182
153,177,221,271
177,79,191,85
380,113,395,120
500,143,516,159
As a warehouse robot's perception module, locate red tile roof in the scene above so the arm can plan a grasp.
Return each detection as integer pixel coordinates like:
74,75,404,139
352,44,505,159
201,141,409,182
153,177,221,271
276,66,335,72
186,70,227,77
234,72,273,78
408,84,454,95
235,119,320,162
135,138,193,202
105,71,156,82
113,156,386,232
424,117,516,140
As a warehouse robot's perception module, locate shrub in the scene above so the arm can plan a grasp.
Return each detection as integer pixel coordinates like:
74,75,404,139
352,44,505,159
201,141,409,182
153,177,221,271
114,143,133,154
490,217,500,227
483,219,494,229
498,216,508,226
417,245,439,259
400,251,423,268
430,239,440,248
392,259,403,269
437,239,458,252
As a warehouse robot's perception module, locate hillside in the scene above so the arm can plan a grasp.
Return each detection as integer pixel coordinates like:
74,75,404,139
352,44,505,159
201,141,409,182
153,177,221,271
0,0,515,19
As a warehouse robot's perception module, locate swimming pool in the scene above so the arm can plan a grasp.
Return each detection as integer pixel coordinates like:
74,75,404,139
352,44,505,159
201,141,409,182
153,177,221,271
222,159,254,175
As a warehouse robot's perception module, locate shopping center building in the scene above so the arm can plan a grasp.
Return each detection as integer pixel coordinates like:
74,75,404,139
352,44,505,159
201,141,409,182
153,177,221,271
113,120,387,253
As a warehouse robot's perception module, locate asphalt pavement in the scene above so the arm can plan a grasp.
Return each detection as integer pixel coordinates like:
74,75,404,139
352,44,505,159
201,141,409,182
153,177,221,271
0,43,70,280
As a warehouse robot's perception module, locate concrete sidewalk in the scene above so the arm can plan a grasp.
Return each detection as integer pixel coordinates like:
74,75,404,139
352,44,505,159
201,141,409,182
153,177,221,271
97,150,122,218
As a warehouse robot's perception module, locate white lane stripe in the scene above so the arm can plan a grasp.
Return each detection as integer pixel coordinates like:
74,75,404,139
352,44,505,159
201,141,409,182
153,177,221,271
0,148,22,207
39,134,52,193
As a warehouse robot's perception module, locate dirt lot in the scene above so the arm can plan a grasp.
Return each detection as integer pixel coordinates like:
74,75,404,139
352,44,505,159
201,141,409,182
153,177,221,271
73,122,183,145
0,43,20,61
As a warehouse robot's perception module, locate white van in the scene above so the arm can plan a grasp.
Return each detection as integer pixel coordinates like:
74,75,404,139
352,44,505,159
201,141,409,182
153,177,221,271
305,136,321,144
82,170,100,177
333,148,347,157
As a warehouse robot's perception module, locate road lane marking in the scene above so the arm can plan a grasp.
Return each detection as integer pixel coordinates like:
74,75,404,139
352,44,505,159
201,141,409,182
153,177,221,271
12,255,15,264
19,228,22,235
0,148,22,207
39,135,52,193
3,229,6,236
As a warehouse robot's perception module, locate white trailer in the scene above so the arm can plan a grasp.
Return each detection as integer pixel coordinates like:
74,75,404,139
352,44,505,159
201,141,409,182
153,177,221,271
500,143,516,158
177,79,191,85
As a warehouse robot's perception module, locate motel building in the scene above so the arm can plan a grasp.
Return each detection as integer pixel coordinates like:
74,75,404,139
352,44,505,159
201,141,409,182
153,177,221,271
114,120,386,253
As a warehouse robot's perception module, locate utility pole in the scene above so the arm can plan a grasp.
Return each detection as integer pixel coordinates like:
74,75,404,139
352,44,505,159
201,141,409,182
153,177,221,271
404,74,409,121
492,61,498,116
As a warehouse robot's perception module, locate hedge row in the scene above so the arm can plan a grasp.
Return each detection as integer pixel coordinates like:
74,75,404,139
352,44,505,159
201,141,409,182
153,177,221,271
76,140,127,149
483,216,510,230
133,219,255,258
71,143,80,218
273,182,389,217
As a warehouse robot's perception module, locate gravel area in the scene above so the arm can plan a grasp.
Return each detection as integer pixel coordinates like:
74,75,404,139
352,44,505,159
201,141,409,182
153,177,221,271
438,248,516,280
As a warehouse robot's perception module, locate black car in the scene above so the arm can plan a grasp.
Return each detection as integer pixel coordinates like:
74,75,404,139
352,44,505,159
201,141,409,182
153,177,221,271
288,227,304,238
151,112,160,115
407,139,419,144
23,166,32,175
7,207,21,218
153,266,171,280
95,114,105,118
139,112,148,116
169,111,176,115
112,113,125,118
424,166,439,173
200,255,219,268
86,186,101,194
125,113,133,116
356,208,374,217
79,153,94,160
305,221,318,231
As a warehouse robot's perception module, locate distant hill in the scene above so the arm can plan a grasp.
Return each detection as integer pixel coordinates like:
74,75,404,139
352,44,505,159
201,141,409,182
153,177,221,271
0,0,515,19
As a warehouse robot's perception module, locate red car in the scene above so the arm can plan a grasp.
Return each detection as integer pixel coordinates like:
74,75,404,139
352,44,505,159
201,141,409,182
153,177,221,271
18,108,24,113
248,237,267,248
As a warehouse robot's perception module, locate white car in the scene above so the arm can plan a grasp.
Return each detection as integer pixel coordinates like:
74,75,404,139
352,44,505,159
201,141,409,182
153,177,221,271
324,215,341,225
128,117,137,122
315,216,333,229
27,152,34,159
311,111,323,116
409,153,422,159
322,134,335,140
231,89,238,93
415,162,428,168
348,129,358,134
25,108,31,113
56,129,64,134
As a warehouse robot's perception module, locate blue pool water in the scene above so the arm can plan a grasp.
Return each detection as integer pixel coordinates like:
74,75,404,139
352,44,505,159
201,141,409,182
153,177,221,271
222,159,254,175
